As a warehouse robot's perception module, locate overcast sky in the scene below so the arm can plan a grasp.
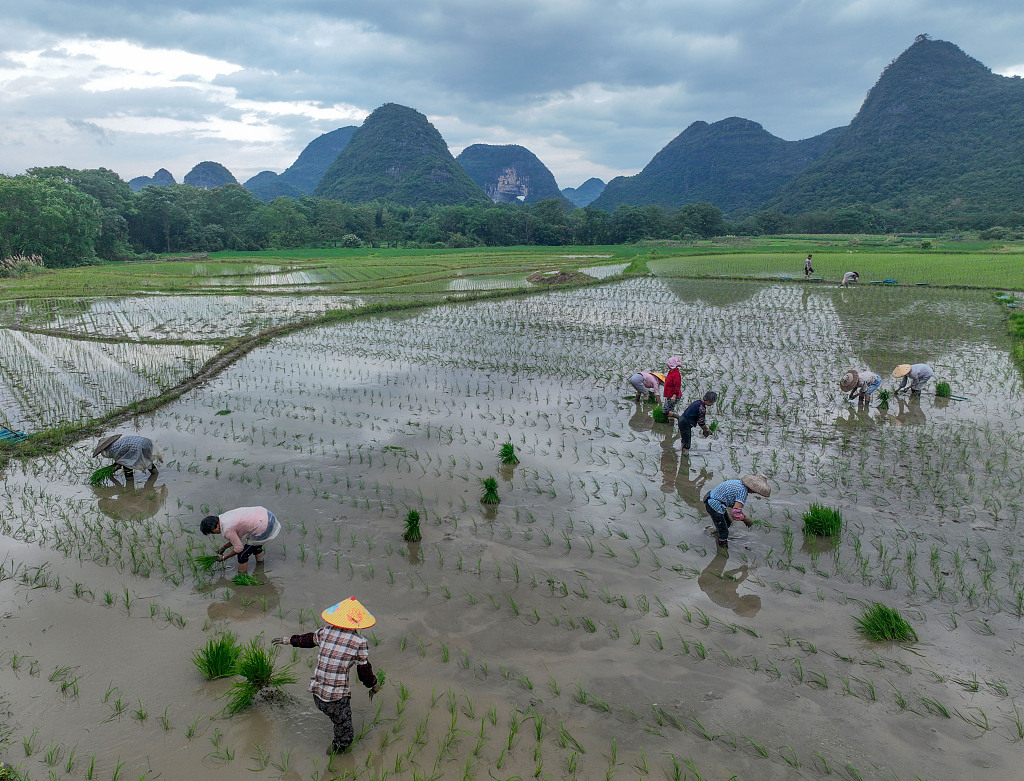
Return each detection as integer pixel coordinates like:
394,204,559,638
2,1,1023,189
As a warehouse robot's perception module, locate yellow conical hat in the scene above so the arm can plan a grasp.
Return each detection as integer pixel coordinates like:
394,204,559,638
892,364,912,378
322,596,375,629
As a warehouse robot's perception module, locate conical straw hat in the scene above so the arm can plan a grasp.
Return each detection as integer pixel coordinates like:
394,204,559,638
741,473,771,498
93,434,122,458
892,364,912,378
839,370,859,392
651,372,666,383
322,596,376,629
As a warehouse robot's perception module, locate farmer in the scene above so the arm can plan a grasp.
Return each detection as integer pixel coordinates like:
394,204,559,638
627,370,663,402
200,506,281,574
838,271,859,288
703,474,771,550
678,391,717,454
272,597,381,755
92,434,162,477
893,363,934,394
662,357,683,418
804,254,814,278
840,369,881,404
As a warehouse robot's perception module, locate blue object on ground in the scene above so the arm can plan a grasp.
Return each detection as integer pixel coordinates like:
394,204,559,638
883,279,898,284
0,428,28,443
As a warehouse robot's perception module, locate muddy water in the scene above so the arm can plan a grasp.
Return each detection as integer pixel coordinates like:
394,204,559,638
2,278,1023,781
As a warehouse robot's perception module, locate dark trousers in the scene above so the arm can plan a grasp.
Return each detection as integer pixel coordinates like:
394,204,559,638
237,544,263,563
704,498,731,542
314,695,354,752
679,420,694,450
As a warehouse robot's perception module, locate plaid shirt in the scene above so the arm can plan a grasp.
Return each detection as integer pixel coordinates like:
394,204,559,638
293,626,369,701
706,479,749,514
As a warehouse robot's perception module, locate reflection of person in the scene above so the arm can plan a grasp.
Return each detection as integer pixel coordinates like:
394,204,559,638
200,506,282,574
662,357,683,418
678,391,717,454
698,555,761,617
676,465,712,509
838,271,859,288
895,395,927,426
840,369,880,404
660,431,679,492
628,371,663,402
628,402,655,433
93,434,162,477
703,474,771,550
893,363,933,394
92,471,167,521
804,254,814,278
272,597,382,756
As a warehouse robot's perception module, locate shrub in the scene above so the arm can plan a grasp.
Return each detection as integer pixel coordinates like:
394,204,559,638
499,442,519,465
339,234,361,248
854,603,917,642
481,477,500,505
934,381,952,398
403,509,422,542
802,504,842,536
192,632,242,680
223,639,297,714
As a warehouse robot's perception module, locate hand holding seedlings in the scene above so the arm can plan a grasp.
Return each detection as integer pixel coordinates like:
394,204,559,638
703,474,771,550
200,507,282,575
276,597,380,756
678,391,718,453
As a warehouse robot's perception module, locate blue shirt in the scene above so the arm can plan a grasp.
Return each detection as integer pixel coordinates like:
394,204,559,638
681,399,707,427
706,480,748,513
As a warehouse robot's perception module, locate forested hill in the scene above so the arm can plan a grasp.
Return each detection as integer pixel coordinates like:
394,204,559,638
591,117,843,216
562,178,605,207
456,144,571,205
244,126,358,202
769,36,1024,219
314,103,490,206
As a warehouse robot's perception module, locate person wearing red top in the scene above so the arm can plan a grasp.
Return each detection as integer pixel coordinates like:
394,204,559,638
662,356,683,418
273,597,381,755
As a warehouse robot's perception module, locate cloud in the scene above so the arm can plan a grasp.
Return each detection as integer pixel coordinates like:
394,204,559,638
2,2,1024,186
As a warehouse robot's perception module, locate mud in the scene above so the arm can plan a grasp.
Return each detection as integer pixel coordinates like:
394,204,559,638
1,278,1023,780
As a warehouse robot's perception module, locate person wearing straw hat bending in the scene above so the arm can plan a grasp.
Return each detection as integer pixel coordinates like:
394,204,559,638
627,371,664,402
661,357,683,418
892,363,933,394
93,434,162,477
840,369,881,404
200,506,281,574
273,597,381,755
703,474,771,550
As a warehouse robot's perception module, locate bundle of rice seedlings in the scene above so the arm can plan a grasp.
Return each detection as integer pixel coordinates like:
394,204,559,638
499,442,519,465
877,389,891,409
223,639,297,714
934,381,952,398
403,509,422,542
652,407,670,424
89,465,118,486
231,573,260,586
854,603,917,642
708,420,719,433
802,504,842,536
480,477,501,505
193,555,220,574
192,632,242,680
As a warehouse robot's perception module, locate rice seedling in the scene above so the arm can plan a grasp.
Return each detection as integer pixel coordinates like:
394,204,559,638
480,477,501,505
231,573,260,586
935,381,952,398
223,639,297,714
192,632,242,679
803,504,843,536
89,465,118,486
193,554,220,575
499,441,519,464
854,603,918,642
403,509,422,542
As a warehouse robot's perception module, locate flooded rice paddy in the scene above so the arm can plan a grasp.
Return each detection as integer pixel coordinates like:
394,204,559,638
2,278,1023,781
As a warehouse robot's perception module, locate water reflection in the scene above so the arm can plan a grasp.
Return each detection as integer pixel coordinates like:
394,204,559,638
91,472,168,521
205,573,282,623
893,395,927,426
628,401,654,433
698,554,761,617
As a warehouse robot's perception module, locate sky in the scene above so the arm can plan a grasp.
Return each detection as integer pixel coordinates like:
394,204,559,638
2,1,1024,190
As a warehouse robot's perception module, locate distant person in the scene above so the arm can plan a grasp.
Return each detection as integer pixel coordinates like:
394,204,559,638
804,254,814,278
200,506,282,575
662,357,683,418
892,363,934,394
627,371,663,402
840,369,881,404
273,597,381,755
838,271,859,288
93,434,162,478
703,474,771,550
678,391,717,454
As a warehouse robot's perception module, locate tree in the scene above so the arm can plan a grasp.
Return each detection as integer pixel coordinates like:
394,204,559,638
0,175,101,266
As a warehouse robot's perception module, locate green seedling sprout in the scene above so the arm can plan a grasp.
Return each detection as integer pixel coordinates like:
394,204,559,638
854,602,918,642
231,573,260,587
223,639,297,714
403,509,422,542
192,632,242,680
499,441,519,464
480,477,500,505
935,380,952,397
88,465,118,486
802,504,843,536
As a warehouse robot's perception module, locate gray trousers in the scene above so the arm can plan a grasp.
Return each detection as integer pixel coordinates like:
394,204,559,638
314,695,354,752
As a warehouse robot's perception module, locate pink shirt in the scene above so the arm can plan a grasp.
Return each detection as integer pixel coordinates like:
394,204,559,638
219,506,270,552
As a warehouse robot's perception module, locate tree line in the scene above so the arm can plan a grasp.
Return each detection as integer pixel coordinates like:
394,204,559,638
2,167,1021,268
